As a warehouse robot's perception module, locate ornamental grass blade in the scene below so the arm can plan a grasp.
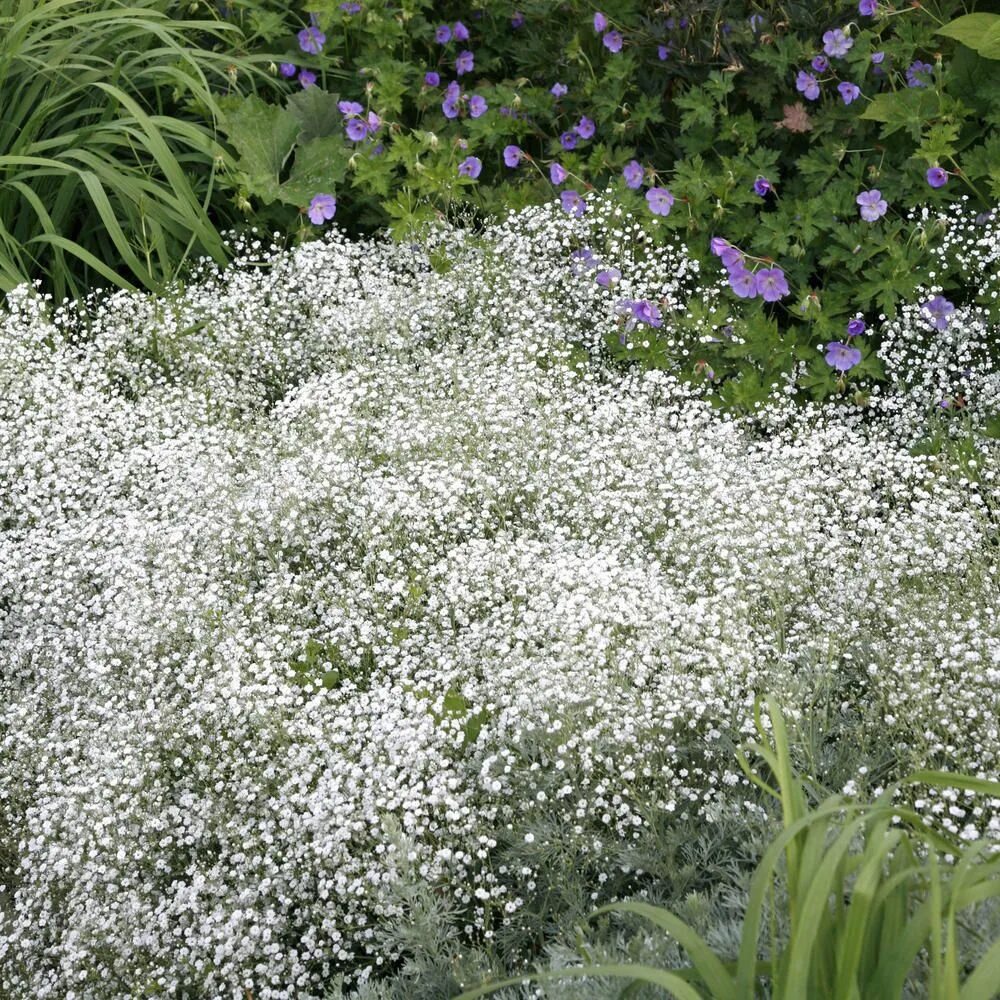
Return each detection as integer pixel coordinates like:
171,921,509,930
590,900,736,998
960,934,1000,999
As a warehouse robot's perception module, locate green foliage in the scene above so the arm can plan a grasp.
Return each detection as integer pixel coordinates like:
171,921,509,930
0,0,280,301
458,697,1000,1000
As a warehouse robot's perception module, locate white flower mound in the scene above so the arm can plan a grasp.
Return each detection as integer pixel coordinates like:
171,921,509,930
0,199,998,998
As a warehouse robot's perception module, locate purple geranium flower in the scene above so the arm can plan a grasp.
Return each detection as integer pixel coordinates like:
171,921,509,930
560,131,578,150
298,26,326,54
298,69,317,88
825,341,862,371
458,155,482,179
753,177,773,197
575,116,595,139
749,13,765,31
856,189,887,221
307,193,337,224
594,12,608,32
596,268,621,287
345,118,368,141
728,268,758,298
453,21,470,41
512,11,525,28
631,299,663,327
838,82,861,104
926,166,948,188
906,60,933,88
755,267,790,301
570,247,598,274
822,28,853,58
456,50,474,75
424,71,440,87
339,100,363,116
279,62,297,78
623,160,644,189
721,247,744,271
646,187,674,216
710,237,731,256
561,189,586,217
340,1,361,12
551,82,568,97
923,295,955,330
811,55,830,73
846,318,866,336
658,45,670,60
435,24,451,43
468,94,488,118
503,145,522,167
603,30,623,52
550,162,568,184
859,0,878,14
796,71,820,101
442,98,459,118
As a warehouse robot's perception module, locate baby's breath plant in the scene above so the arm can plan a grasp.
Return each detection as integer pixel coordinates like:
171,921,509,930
0,197,998,997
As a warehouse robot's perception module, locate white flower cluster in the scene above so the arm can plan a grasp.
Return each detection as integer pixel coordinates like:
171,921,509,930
0,197,997,998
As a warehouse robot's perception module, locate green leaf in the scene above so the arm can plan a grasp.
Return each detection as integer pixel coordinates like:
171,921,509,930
277,135,350,206
937,14,1000,60
221,94,299,204
286,86,343,143
860,89,938,141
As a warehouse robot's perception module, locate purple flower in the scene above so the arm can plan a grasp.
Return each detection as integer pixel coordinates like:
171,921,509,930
623,160,644,189
560,131,578,151
926,166,948,189
570,247,598,273
503,145,522,167
551,82,568,97
561,190,586,217
856,189,887,222
458,155,482,179
728,268,758,298
753,176,773,197
366,111,381,132
435,24,451,43
923,295,955,330
468,94,487,118
298,26,326,55
631,299,663,327
442,98,459,119
846,318,866,337
574,116,595,139
658,45,670,60
825,341,862,371
822,27,853,58
749,13,765,32
456,50,474,75
307,193,336,224
453,21,470,42
279,62,297,78
339,100,363,116
646,187,674,216
710,237,731,256
445,80,461,101
720,246,744,271
512,11,525,28
811,55,830,73
298,69,317,88
838,81,861,104
755,267,790,302
550,162,568,184
594,12,608,32
340,1,361,12
596,268,621,286
796,71,820,101
345,118,368,141
424,71,440,87
859,0,878,14
603,30,623,53
906,60,933,88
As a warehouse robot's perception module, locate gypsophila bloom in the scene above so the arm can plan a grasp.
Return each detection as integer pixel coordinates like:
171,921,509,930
796,71,820,101
603,30,623,52
822,27,853,58
857,189,888,221
623,160,644,190
838,81,861,104
458,155,482,178
646,187,674,216
307,193,336,224
825,340,863,371
298,25,325,54
923,295,955,331
927,166,949,189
